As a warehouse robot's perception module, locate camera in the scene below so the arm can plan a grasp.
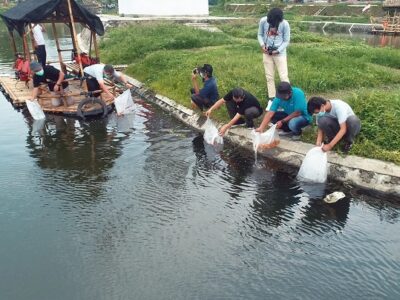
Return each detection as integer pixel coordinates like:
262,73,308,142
192,67,201,75
267,46,278,55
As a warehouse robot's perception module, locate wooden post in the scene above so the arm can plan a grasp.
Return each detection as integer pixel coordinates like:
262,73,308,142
22,31,30,61
67,0,84,76
51,22,65,70
28,24,37,60
8,31,17,57
92,31,99,62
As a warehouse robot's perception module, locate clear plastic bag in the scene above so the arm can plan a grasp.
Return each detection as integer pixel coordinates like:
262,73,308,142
297,146,328,183
203,118,223,145
252,124,280,151
26,99,45,120
114,90,135,115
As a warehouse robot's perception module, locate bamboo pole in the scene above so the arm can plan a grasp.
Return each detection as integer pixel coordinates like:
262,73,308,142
67,0,84,76
8,31,17,57
92,31,99,62
22,31,30,61
51,22,65,70
28,24,37,59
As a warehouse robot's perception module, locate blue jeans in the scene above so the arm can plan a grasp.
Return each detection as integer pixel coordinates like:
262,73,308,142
272,111,310,135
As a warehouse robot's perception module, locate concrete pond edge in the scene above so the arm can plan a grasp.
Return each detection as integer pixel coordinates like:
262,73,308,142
125,75,400,197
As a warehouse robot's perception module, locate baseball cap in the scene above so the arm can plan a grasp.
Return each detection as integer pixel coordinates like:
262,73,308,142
201,64,213,76
30,61,42,72
276,81,292,99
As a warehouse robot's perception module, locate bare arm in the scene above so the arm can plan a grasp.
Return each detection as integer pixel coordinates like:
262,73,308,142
32,87,39,100
316,129,324,146
219,113,242,136
53,71,65,92
256,111,275,132
205,98,226,117
98,80,115,100
322,122,347,152
191,73,200,95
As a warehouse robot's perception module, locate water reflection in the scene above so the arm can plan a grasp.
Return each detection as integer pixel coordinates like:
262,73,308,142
25,114,132,200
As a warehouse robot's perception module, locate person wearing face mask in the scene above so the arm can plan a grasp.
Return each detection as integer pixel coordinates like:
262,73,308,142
205,87,263,136
307,97,361,153
258,8,290,109
83,64,132,100
255,82,311,140
190,64,219,111
30,61,68,102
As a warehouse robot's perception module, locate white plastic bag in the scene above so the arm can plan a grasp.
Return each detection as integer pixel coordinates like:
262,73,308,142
114,90,135,115
252,124,280,151
297,146,328,183
26,99,45,120
203,118,223,145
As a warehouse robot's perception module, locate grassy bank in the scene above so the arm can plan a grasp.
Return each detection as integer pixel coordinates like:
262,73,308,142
100,22,400,164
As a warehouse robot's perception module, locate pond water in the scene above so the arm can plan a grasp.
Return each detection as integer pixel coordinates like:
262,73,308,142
0,24,400,300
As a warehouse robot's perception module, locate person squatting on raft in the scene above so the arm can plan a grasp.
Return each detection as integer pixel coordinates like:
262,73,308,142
83,64,132,100
205,87,263,136
30,61,68,102
258,7,290,107
307,97,361,153
31,23,47,68
190,64,219,111
256,82,311,140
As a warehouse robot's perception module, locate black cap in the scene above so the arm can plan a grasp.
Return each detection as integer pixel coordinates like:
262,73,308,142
201,64,213,76
276,81,292,99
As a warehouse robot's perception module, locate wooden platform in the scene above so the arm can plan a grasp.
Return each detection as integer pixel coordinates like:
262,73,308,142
0,75,117,117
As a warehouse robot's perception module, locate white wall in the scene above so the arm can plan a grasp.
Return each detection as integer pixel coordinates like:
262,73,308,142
118,0,209,16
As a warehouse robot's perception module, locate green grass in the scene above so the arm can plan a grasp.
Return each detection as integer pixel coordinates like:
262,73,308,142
100,22,400,164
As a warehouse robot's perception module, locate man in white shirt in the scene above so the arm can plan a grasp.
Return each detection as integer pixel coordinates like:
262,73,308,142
83,64,131,100
307,96,361,153
32,23,46,67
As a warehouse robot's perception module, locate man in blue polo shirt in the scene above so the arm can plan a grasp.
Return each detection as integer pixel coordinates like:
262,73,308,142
255,82,311,140
190,64,219,111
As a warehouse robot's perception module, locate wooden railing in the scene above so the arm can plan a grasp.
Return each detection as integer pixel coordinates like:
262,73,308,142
383,0,400,8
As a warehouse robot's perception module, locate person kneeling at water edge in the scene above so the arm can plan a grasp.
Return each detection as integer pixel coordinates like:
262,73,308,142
83,64,132,100
255,82,311,140
307,97,361,153
190,64,219,111
30,61,68,102
205,87,263,136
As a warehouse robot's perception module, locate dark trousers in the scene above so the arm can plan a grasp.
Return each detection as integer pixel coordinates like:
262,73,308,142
190,88,212,111
271,111,310,135
86,77,101,97
318,115,361,143
35,45,47,67
226,100,262,128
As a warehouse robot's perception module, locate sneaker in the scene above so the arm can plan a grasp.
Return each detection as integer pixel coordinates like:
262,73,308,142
277,129,292,136
291,134,301,141
342,142,353,153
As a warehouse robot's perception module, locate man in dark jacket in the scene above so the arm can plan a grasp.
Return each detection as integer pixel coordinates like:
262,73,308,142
205,87,263,136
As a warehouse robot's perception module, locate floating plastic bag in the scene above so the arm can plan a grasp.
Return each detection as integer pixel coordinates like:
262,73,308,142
203,118,223,145
114,90,135,115
324,191,345,204
297,146,328,183
26,99,45,120
252,124,280,151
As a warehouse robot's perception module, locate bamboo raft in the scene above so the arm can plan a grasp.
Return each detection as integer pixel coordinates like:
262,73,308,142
0,0,123,119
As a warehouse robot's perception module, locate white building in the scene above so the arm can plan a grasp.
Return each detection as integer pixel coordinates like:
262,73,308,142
118,0,209,16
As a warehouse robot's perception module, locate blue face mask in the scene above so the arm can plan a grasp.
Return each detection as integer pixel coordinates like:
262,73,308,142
36,70,44,76
317,111,326,118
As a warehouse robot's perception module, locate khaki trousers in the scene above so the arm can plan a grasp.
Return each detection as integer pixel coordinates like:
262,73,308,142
262,53,289,98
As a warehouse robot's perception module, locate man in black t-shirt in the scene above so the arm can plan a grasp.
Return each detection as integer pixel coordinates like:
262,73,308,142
205,87,263,136
30,61,68,100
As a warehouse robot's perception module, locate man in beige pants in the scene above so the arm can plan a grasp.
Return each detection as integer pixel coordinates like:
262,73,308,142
258,8,291,109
